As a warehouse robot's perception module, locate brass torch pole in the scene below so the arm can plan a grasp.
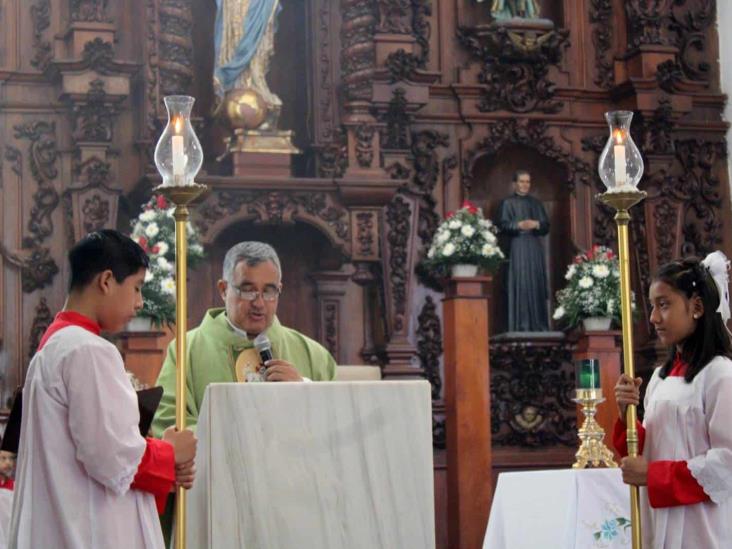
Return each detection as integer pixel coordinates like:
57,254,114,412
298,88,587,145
157,183,206,549
598,190,646,549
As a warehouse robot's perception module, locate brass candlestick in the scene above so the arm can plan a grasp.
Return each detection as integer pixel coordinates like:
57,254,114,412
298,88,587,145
597,189,646,549
597,109,645,549
573,388,618,469
157,183,207,549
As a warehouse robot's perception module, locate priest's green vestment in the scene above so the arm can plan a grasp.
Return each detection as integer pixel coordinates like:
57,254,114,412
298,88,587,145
152,308,336,437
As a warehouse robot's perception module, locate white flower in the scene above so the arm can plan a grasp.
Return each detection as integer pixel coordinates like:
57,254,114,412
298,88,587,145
190,243,203,255
437,231,450,244
612,268,620,277
448,219,462,229
144,222,159,238
428,247,435,258
156,241,169,256
592,264,610,278
606,299,615,314
480,219,492,228
157,257,173,271
483,230,497,243
578,276,594,289
160,277,176,295
553,306,565,320
144,270,154,283
139,210,156,222
482,243,497,256
461,225,476,238
132,222,144,236
186,222,195,236
565,265,576,280
442,242,456,256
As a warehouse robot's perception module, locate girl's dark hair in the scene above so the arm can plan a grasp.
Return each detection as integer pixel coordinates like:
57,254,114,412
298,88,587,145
68,229,149,291
654,257,732,381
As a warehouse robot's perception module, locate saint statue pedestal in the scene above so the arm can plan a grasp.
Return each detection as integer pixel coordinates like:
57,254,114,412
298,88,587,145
229,129,299,177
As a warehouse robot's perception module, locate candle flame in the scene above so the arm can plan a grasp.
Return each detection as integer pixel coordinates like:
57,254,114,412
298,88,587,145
613,129,624,144
173,116,183,134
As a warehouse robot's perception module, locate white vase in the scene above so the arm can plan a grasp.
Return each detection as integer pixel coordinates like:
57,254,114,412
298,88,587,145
451,264,479,277
582,316,612,331
126,316,154,332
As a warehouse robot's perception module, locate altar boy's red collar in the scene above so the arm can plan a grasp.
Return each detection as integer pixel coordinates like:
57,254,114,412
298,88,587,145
37,311,101,351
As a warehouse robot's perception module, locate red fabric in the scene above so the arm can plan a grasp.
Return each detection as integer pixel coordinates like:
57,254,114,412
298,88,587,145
131,438,175,514
647,460,709,508
38,311,101,351
0,478,14,490
613,419,646,457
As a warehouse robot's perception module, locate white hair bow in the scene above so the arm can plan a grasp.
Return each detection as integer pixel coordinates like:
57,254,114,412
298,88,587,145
701,251,731,328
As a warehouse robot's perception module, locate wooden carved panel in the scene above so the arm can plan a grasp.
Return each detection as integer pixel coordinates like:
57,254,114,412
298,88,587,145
351,209,380,261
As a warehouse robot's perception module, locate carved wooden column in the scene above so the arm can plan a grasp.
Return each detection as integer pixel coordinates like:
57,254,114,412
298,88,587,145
381,193,420,377
572,329,622,459
443,275,492,549
311,271,351,364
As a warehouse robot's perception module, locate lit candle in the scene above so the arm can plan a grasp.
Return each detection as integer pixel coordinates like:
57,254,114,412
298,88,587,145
613,129,626,188
171,116,185,178
576,359,601,389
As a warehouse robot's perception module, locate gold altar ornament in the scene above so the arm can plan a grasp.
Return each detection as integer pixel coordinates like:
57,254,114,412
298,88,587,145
225,87,268,131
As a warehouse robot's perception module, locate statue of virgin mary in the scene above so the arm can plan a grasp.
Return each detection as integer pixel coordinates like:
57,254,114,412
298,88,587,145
213,0,282,122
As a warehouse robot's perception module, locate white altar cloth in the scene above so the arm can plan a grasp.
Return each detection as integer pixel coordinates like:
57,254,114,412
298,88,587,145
484,468,631,549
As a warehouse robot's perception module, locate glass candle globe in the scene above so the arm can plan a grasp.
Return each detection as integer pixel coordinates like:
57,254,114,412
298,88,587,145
597,111,644,192
153,95,203,187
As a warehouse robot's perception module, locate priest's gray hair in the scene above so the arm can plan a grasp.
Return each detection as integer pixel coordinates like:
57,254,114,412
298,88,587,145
223,241,282,282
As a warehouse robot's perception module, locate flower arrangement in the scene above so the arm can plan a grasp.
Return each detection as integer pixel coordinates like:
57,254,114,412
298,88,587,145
553,245,633,328
423,200,504,277
130,194,205,327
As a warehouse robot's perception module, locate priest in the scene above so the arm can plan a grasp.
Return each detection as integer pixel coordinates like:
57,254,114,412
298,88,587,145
152,241,336,437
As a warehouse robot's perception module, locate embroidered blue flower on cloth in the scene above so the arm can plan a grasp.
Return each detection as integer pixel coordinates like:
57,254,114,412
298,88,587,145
593,517,630,542
600,520,618,540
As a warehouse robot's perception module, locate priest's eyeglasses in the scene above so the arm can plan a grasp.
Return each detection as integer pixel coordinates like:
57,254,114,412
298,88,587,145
231,285,281,302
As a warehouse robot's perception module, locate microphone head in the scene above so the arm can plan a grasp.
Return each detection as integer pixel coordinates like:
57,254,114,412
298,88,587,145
253,333,271,353
253,333,273,363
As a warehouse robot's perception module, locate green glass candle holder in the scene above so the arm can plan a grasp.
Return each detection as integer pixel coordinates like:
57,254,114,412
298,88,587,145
575,358,601,390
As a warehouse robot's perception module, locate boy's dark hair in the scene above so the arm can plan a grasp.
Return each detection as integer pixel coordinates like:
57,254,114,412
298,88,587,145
68,230,149,291
654,257,732,382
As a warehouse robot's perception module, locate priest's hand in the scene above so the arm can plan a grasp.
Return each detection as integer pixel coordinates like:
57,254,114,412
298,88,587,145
620,456,648,486
175,459,196,490
162,427,197,464
264,359,303,382
517,219,539,230
614,374,642,419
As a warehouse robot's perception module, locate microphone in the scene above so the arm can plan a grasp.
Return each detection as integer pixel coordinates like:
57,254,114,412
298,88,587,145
253,333,273,364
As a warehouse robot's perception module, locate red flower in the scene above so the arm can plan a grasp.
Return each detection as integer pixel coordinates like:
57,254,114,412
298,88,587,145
446,210,455,219
606,249,614,260
137,236,148,251
151,245,160,254
156,195,168,209
461,200,478,214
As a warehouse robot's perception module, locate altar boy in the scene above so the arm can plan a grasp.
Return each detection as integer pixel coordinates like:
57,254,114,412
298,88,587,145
8,230,197,549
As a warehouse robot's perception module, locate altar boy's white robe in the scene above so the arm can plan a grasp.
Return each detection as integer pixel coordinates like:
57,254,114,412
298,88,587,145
8,325,164,549
641,356,732,549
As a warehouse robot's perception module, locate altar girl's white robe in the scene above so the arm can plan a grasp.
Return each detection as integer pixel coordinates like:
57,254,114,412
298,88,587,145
641,356,732,549
8,326,164,549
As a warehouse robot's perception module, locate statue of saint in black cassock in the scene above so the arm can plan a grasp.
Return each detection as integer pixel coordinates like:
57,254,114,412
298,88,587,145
496,171,550,332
